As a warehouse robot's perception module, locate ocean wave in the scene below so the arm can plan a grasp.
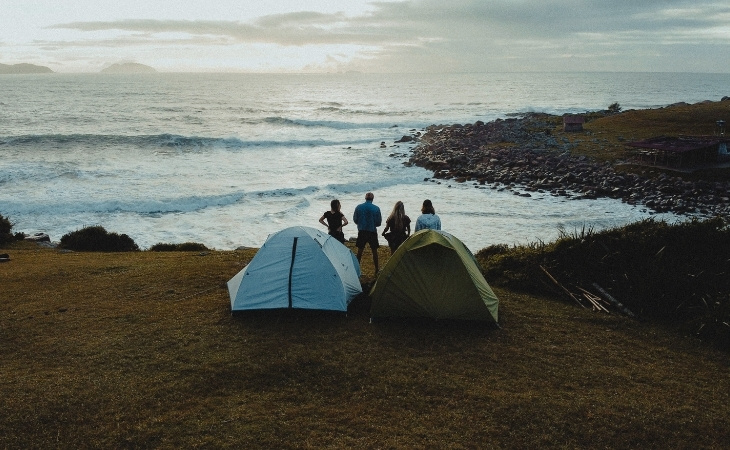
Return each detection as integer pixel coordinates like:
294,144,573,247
0,133,383,151
315,106,394,116
251,116,399,129
2,191,247,216
0,133,247,149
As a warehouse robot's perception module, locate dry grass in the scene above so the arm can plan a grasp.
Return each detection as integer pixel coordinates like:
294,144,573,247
553,100,730,164
2,245,729,448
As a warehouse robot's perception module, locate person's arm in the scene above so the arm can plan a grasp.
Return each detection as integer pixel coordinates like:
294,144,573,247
382,221,390,235
319,214,328,228
436,216,442,230
341,216,349,227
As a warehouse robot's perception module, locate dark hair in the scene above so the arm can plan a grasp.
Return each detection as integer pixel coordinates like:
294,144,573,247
330,199,341,213
421,199,435,215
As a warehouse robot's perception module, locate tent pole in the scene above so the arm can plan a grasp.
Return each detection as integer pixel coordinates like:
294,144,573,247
288,237,298,309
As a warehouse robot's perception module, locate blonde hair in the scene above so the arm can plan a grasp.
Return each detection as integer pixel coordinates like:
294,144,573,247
387,201,406,230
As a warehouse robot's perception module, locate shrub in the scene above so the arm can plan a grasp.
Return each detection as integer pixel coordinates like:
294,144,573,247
0,214,17,247
148,242,209,252
476,217,730,350
59,226,139,252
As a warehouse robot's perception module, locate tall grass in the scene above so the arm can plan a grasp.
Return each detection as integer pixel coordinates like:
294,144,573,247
476,217,730,349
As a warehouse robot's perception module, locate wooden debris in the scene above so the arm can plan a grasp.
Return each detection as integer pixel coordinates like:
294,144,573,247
577,287,610,313
540,265,586,309
592,283,636,317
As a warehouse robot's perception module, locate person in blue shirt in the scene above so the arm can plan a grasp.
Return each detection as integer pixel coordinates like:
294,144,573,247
352,192,382,273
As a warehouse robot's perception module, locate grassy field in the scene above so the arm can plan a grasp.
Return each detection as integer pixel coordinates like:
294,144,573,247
2,245,729,448
555,100,730,164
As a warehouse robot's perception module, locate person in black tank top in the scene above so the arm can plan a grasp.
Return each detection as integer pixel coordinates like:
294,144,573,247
319,199,349,243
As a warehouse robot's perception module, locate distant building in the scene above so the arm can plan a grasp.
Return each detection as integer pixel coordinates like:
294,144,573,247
563,115,584,132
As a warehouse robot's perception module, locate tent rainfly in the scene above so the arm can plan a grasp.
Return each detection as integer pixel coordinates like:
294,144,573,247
369,229,498,322
227,226,362,313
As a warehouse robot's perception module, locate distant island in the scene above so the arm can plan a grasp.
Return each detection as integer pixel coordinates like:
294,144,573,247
0,63,53,74
101,63,157,74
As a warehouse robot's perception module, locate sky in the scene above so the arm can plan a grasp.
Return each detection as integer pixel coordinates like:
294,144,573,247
1,0,729,73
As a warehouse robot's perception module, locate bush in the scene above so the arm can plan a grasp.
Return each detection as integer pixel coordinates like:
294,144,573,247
0,214,17,247
476,217,730,350
148,242,209,252
59,226,139,252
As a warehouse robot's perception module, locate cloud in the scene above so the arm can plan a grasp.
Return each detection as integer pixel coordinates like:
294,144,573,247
39,0,730,72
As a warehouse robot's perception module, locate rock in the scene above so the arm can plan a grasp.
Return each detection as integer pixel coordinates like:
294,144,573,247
407,114,730,219
25,232,50,242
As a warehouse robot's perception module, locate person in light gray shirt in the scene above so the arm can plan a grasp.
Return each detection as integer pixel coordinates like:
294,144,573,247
414,199,441,231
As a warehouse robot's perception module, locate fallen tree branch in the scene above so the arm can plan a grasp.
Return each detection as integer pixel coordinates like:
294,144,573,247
540,265,586,309
592,283,635,318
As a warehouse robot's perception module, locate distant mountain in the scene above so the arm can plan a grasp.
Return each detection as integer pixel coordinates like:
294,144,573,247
101,63,157,74
0,63,53,74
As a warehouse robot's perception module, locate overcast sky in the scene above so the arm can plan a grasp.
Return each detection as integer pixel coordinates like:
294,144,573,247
1,0,729,73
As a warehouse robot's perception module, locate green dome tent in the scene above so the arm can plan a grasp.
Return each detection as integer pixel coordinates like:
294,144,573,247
369,229,498,322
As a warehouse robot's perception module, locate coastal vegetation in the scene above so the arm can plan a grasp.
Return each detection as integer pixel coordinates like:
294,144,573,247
560,98,730,165
148,242,210,252
0,214,24,246
476,217,730,350
0,214,14,246
59,226,139,252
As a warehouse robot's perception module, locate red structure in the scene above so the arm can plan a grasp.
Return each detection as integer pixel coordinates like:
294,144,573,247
563,115,584,132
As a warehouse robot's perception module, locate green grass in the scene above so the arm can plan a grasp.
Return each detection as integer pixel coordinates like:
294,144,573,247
2,245,729,448
554,100,730,166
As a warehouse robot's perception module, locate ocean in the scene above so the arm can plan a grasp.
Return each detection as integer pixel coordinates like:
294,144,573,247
2,72,729,251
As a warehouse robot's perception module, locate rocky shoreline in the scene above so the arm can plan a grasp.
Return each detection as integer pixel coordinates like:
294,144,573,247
403,113,730,218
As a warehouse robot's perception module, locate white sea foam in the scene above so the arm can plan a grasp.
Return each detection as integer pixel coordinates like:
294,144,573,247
1,72,725,250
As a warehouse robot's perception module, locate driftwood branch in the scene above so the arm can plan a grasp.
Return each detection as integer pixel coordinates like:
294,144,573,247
539,265,586,309
577,287,610,313
591,283,635,317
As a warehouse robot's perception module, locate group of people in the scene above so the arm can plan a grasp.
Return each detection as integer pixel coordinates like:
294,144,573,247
318,192,441,273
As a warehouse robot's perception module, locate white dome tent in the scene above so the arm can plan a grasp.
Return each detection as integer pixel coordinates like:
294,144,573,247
227,226,362,313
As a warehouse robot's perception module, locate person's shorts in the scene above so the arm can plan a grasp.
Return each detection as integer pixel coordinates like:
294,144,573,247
356,230,379,250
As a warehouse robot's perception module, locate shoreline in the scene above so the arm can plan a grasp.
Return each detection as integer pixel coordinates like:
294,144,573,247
404,112,730,218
